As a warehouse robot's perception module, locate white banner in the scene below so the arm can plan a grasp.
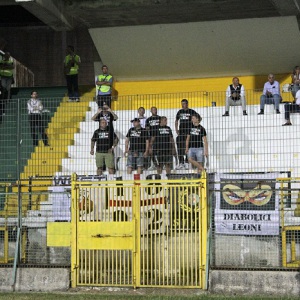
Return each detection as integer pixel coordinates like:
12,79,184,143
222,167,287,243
215,173,281,236
48,174,170,235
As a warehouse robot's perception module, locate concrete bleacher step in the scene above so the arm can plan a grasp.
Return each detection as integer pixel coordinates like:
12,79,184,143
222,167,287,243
23,164,62,177
61,158,96,173
58,102,300,177
0,193,46,216
47,121,80,130
31,151,68,160
79,121,99,133
17,99,300,184
208,153,298,173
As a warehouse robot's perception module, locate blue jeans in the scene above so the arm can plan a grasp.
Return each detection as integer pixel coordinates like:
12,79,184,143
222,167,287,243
188,147,204,163
127,151,144,168
260,94,280,110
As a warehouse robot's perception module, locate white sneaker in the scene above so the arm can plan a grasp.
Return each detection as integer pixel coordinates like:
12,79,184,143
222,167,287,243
148,165,157,171
184,163,190,170
75,98,80,102
176,163,185,170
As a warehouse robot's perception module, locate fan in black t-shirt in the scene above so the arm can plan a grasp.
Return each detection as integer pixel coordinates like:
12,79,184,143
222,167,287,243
125,118,149,174
174,99,197,169
90,119,118,175
145,106,160,170
185,114,208,173
150,116,176,174
91,104,118,132
145,107,160,137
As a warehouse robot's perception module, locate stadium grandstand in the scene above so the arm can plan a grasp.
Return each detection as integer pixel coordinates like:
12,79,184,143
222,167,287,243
0,0,299,296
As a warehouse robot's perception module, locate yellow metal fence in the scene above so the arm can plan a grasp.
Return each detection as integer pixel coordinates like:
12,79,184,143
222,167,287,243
278,177,300,268
70,173,208,288
1,174,300,289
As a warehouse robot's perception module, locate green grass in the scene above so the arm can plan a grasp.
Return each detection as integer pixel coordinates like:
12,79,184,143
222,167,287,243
0,293,298,300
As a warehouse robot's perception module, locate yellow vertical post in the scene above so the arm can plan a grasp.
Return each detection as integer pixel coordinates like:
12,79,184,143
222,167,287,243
71,173,78,288
132,178,141,288
291,231,296,262
279,181,285,229
282,228,287,267
21,228,27,263
4,226,8,263
200,171,207,289
280,181,287,267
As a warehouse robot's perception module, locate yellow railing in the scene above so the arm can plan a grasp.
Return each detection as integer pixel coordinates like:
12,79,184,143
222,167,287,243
61,172,208,288
278,177,300,268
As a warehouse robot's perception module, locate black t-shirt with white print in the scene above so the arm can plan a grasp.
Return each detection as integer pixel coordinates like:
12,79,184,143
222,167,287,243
188,124,206,148
152,125,173,152
94,111,115,130
176,108,197,135
145,115,160,137
91,126,117,153
126,127,148,153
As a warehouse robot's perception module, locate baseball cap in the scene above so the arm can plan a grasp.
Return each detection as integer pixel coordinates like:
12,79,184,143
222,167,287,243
131,118,140,122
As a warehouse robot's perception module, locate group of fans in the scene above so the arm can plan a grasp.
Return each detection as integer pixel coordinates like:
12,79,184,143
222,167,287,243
90,99,208,176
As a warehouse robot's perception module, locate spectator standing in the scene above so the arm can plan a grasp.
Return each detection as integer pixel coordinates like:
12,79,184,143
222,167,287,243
64,45,81,102
222,77,247,116
175,99,197,170
91,104,118,132
136,106,147,128
0,52,14,104
125,118,149,174
96,65,113,108
282,89,300,126
146,106,160,135
185,114,208,173
150,116,176,175
145,106,160,170
291,66,300,99
258,74,281,115
27,91,49,147
90,119,118,175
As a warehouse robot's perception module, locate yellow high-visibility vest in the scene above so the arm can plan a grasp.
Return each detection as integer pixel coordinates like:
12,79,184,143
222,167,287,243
64,54,80,75
97,74,113,93
0,57,13,77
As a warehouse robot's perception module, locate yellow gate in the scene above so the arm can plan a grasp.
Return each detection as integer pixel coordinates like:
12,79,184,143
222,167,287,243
71,173,208,288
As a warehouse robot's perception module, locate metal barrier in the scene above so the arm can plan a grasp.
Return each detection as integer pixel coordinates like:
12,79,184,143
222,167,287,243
0,184,13,264
69,173,208,288
278,177,300,268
